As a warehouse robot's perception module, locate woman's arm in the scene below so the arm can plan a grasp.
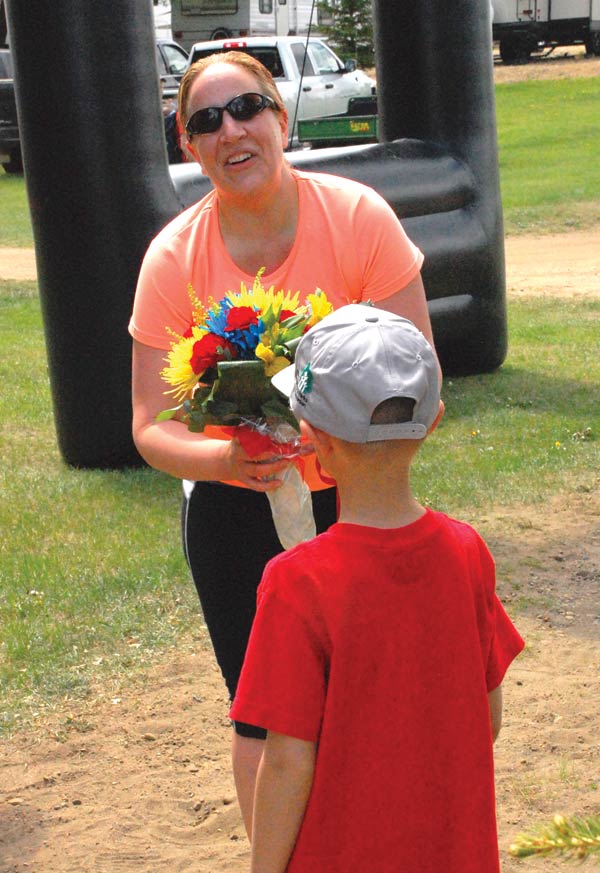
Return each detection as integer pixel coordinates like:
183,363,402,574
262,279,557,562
131,340,290,489
374,273,442,385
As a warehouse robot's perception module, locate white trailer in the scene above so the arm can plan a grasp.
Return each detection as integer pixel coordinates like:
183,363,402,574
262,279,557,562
492,0,600,61
171,0,328,52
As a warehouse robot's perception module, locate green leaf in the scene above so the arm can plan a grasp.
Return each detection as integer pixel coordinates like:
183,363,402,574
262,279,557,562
155,406,182,422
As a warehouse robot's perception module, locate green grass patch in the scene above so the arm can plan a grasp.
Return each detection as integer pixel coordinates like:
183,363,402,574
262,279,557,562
1,280,598,733
0,171,33,246
0,280,200,734
495,76,600,234
414,297,599,510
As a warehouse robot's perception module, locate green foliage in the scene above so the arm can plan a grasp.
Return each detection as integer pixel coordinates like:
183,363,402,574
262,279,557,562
496,77,600,234
317,0,374,68
510,814,600,861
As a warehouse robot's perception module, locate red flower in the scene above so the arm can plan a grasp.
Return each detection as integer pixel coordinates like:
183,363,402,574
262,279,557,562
280,309,296,322
190,333,238,374
225,306,258,332
182,324,195,338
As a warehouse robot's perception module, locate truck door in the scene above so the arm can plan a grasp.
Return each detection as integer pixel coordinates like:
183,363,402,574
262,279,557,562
288,41,325,121
305,40,349,116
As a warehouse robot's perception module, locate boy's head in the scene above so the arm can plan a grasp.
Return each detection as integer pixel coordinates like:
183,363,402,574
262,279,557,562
272,304,441,443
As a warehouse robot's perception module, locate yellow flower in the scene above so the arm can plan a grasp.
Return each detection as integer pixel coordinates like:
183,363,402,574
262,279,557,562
266,357,292,378
255,342,275,365
254,344,291,377
161,326,207,401
187,283,208,327
225,270,300,316
306,289,333,327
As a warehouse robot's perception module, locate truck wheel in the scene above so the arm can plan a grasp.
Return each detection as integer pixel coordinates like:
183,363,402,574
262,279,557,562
585,31,600,56
4,148,23,174
499,35,531,64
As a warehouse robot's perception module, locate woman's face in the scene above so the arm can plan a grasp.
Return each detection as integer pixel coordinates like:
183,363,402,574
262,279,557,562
185,62,289,204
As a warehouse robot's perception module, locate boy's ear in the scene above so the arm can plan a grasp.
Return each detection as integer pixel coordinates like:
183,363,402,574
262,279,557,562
428,399,445,435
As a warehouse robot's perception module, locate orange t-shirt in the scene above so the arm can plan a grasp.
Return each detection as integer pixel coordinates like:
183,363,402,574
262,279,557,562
129,170,424,489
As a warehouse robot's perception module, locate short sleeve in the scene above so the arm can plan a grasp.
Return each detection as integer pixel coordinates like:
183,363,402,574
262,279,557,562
352,187,424,302
128,239,191,349
486,596,525,691
230,575,327,742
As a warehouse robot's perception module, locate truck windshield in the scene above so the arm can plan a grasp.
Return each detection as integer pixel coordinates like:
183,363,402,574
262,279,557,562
190,46,285,79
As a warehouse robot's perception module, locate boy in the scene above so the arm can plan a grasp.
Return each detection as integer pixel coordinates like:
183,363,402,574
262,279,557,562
230,304,525,873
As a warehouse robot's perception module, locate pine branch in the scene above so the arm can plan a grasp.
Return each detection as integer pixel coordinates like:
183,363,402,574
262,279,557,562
509,814,600,862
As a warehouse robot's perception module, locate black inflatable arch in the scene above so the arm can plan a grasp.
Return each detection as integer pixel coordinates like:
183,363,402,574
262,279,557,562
6,0,505,468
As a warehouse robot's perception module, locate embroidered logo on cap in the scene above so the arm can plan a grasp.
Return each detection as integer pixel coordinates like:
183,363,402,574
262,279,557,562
293,363,313,407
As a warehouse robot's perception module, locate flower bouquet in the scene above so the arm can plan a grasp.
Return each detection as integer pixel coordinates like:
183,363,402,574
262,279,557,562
157,271,333,549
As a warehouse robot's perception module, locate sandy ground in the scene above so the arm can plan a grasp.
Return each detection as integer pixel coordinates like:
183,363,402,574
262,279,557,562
1,50,599,873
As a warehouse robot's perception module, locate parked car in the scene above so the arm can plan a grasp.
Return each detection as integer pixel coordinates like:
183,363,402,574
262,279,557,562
185,36,377,147
156,37,188,100
0,47,21,173
0,40,188,174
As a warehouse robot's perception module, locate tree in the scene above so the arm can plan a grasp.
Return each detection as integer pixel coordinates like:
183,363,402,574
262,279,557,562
317,0,374,69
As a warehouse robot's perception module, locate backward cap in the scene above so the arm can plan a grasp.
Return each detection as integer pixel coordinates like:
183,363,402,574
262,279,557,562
272,303,440,442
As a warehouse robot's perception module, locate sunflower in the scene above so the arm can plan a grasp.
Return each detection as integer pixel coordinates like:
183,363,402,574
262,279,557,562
161,326,208,401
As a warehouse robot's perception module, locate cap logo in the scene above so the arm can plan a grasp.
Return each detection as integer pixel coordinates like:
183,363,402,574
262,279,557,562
293,362,313,408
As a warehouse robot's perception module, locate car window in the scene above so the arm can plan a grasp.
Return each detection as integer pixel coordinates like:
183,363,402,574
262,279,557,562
290,43,316,77
189,46,284,79
308,42,342,74
162,43,189,76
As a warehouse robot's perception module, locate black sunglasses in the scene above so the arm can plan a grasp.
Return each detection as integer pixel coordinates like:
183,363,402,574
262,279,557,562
186,92,277,137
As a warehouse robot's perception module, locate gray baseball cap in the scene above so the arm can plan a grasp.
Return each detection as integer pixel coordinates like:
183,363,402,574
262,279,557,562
272,304,440,442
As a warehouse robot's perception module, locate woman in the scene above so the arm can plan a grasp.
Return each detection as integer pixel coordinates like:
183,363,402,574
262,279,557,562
129,51,440,834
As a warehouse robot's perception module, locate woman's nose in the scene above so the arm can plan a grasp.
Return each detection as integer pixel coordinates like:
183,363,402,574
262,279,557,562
219,109,246,139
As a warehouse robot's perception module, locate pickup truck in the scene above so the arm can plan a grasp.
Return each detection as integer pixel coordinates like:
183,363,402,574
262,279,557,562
186,36,377,148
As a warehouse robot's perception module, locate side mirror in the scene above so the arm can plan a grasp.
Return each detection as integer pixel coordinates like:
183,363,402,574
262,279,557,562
344,58,357,73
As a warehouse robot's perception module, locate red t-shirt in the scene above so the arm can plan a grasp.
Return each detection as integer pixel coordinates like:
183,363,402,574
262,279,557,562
230,509,525,873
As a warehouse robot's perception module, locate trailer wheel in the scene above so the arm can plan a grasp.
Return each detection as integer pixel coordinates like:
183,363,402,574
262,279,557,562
210,27,232,40
585,31,600,56
499,34,532,64
4,148,23,174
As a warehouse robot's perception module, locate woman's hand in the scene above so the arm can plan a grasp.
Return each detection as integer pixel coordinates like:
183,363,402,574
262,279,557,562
224,438,293,491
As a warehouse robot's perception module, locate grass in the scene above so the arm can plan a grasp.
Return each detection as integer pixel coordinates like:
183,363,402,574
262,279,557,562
0,171,34,246
0,280,200,733
1,280,598,734
495,76,600,234
2,75,600,243
413,297,599,510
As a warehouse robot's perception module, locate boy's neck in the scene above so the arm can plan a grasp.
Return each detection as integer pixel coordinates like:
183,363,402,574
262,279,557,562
335,466,426,529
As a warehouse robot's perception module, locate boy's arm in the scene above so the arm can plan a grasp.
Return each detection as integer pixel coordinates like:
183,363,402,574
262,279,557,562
488,684,503,742
251,731,317,873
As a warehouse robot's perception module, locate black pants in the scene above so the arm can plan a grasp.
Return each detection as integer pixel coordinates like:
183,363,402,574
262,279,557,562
182,481,337,738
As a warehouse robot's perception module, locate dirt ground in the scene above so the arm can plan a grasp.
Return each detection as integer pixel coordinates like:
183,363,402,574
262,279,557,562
1,50,599,872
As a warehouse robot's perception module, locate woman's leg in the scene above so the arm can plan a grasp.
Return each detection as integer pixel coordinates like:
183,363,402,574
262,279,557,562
182,482,337,834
